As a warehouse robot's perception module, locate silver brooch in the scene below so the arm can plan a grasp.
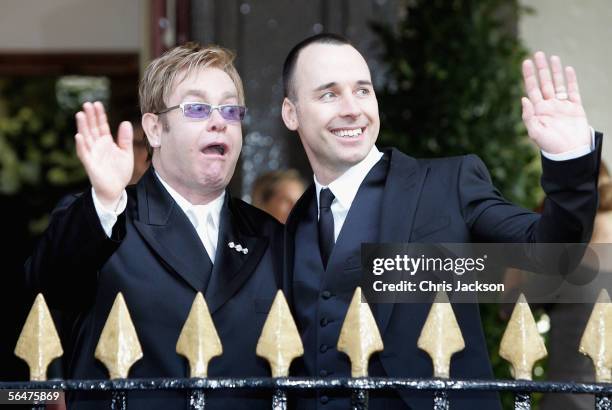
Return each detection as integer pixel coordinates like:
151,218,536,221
228,241,248,254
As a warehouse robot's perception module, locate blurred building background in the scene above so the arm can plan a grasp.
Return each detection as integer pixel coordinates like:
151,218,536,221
1,2,610,408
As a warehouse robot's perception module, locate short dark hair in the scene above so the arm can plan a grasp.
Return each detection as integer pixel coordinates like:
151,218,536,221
251,169,306,207
282,33,352,100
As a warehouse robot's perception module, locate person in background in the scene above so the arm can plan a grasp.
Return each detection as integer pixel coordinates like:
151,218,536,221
540,162,612,410
251,169,306,223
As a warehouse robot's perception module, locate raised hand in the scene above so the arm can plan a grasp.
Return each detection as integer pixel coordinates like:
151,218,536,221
521,51,590,154
75,102,134,209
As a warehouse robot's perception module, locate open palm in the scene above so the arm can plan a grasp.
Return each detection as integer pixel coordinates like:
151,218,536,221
522,52,590,154
75,102,134,208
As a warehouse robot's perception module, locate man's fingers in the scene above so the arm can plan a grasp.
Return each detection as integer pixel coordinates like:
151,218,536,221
521,97,534,122
116,121,134,152
83,102,100,138
566,66,582,104
534,51,555,99
75,111,90,139
550,55,566,96
75,133,92,163
74,133,85,160
521,97,545,140
522,59,543,103
94,101,111,136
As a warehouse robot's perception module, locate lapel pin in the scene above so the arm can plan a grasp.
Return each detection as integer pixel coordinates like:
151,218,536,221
228,241,248,254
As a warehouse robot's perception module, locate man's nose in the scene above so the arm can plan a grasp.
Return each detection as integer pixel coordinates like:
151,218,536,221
339,94,361,118
206,108,228,132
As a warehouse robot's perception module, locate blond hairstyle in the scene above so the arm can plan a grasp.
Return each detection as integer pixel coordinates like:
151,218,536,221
139,42,245,157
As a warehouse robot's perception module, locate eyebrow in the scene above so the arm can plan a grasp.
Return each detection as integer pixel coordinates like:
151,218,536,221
313,80,373,92
314,82,337,92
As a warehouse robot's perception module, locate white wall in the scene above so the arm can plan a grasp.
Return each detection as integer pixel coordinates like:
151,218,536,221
0,0,142,51
520,1,612,165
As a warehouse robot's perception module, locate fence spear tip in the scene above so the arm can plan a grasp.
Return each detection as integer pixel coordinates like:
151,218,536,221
176,292,223,378
499,293,547,380
256,290,303,377
337,287,384,377
14,293,63,381
417,290,464,378
579,288,612,382
95,292,143,379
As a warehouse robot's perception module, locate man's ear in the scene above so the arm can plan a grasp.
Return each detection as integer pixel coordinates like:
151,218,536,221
281,97,299,131
142,113,161,148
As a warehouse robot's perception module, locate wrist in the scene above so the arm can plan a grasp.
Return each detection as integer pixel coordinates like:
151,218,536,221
95,190,123,212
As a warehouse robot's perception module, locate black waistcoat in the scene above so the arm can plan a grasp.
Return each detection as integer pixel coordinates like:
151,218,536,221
291,155,406,409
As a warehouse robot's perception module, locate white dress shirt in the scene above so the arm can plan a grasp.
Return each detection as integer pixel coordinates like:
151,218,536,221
92,172,224,263
313,130,596,243
314,146,384,242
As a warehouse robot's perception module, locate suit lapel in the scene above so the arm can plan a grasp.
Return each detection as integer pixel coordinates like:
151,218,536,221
374,149,429,336
284,185,316,306
205,196,268,314
132,168,213,292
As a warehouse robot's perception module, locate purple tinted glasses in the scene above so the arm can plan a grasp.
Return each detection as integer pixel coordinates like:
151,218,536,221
156,102,246,122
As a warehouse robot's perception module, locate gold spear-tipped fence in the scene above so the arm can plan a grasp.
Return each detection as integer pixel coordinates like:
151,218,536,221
176,292,223,378
11,287,612,410
256,290,303,410
95,292,142,410
15,293,63,382
580,289,612,409
176,292,223,408
417,291,465,410
256,290,304,378
499,293,547,409
337,287,384,410
499,293,547,381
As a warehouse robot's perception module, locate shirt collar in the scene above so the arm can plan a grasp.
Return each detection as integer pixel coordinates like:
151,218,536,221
154,171,225,230
314,145,383,210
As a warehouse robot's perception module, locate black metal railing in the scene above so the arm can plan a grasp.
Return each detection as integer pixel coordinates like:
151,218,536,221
2,377,612,410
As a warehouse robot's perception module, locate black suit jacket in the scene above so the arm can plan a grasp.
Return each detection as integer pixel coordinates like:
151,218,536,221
25,168,283,410
284,137,602,410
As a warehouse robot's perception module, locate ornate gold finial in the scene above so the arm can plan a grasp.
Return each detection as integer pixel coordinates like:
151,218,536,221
579,289,612,382
94,293,143,379
417,291,465,378
337,287,384,377
176,292,223,377
14,294,63,381
256,290,304,377
499,294,547,380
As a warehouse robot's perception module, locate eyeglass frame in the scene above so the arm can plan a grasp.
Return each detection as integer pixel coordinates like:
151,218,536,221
155,102,247,122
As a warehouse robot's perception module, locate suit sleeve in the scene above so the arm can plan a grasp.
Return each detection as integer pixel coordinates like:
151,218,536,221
461,132,602,243
24,189,126,310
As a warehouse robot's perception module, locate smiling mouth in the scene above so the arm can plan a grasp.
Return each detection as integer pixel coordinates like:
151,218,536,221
202,144,227,156
331,127,365,138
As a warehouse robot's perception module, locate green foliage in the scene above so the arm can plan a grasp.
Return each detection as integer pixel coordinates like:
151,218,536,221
372,1,545,408
372,0,542,208
0,77,88,235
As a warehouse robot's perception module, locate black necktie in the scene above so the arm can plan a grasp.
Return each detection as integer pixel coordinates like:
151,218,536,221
318,188,335,268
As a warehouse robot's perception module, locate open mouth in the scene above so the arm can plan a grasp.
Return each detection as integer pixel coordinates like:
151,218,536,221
201,143,227,156
330,127,365,138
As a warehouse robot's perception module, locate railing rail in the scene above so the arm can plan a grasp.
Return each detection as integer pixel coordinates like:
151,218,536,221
9,288,612,410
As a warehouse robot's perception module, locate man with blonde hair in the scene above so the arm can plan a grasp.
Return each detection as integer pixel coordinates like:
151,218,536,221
26,43,282,409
